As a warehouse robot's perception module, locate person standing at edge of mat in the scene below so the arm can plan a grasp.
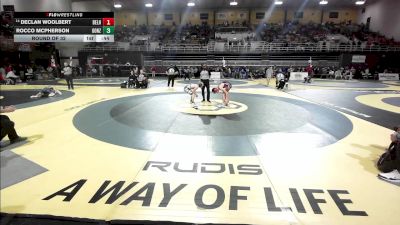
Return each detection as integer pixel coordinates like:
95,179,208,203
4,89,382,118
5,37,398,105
0,105,27,146
265,66,274,86
61,59,74,90
200,64,211,102
151,65,156,78
166,64,178,87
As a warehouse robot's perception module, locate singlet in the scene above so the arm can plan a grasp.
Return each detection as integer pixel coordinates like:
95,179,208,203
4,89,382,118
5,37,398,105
221,81,232,91
41,87,54,97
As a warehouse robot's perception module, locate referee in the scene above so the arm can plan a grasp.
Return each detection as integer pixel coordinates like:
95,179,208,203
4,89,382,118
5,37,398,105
200,64,211,102
166,64,179,87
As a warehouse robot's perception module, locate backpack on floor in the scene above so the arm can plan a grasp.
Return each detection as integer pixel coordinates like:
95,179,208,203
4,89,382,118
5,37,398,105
120,81,127,88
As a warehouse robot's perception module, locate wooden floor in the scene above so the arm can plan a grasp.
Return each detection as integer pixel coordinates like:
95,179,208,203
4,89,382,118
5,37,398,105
1,78,399,225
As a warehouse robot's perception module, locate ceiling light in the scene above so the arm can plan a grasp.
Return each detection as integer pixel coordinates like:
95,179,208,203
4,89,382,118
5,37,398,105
355,1,365,5
230,1,238,6
114,3,122,8
145,3,153,8
187,2,195,7
319,0,328,5
274,1,283,5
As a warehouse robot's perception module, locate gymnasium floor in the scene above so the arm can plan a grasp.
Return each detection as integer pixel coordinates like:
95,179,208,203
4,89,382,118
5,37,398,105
0,77,399,225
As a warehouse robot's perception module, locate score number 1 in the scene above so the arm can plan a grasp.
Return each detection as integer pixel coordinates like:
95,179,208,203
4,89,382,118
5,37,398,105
102,18,114,26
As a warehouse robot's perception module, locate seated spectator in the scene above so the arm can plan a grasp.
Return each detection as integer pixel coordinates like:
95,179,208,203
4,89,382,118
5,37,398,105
0,71,6,84
362,68,371,79
128,69,137,88
334,69,342,80
378,126,400,183
6,71,19,84
136,69,148,88
0,105,27,146
25,66,34,80
328,69,335,79
344,70,353,80
91,67,98,76
275,70,284,87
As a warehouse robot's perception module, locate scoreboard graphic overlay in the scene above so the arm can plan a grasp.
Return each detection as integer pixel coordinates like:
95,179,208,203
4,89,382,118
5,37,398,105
13,12,114,42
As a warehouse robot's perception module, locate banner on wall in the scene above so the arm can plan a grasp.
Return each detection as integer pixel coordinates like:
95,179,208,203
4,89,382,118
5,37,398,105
352,55,366,63
289,72,308,81
211,72,221,82
217,13,226,19
378,73,399,81
18,43,32,52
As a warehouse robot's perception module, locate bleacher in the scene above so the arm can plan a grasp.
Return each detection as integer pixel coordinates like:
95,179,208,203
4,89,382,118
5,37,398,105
77,21,400,53
79,21,400,54
82,41,400,53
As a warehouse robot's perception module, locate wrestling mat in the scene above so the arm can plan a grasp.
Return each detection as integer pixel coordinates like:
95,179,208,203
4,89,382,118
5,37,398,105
1,78,399,225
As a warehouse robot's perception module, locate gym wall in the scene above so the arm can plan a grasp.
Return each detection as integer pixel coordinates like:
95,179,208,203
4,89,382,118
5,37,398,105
148,11,180,26
115,11,147,26
250,9,285,25
359,0,400,41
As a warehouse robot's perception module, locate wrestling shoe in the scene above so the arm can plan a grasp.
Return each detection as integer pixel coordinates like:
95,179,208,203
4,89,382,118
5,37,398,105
378,169,400,183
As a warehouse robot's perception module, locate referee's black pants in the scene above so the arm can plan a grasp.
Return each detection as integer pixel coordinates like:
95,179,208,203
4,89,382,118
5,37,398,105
201,79,210,101
0,115,18,142
167,75,175,87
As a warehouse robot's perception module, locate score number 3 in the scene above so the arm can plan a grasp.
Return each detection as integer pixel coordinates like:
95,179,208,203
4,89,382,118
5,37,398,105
103,26,114,34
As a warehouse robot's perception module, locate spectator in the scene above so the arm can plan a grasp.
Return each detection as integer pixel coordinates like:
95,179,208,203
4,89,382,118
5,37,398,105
128,68,137,88
136,67,148,88
378,126,400,183
0,105,27,146
151,65,156,78
25,66,34,80
183,67,190,80
6,70,19,85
